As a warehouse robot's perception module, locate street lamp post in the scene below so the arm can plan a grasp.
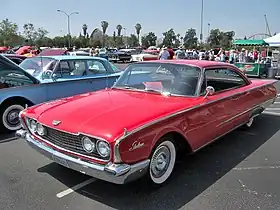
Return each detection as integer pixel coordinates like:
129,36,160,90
208,23,210,38
200,0,204,43
57,9,79,48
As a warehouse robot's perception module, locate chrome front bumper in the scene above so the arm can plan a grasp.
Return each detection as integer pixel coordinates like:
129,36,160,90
16,130,150,184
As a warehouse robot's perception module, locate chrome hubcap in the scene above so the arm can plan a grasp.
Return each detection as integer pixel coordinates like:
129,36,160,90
6,110,20,126
151,146,171,178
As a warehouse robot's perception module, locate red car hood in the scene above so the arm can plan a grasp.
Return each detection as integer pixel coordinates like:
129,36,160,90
29,89,201,143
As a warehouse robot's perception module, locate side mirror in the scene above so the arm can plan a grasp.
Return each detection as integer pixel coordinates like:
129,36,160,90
204,86,215,98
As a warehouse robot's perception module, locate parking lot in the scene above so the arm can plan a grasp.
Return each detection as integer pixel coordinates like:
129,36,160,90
1,79,280,210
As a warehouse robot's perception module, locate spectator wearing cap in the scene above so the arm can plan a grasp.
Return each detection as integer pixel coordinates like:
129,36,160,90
158,46,170,60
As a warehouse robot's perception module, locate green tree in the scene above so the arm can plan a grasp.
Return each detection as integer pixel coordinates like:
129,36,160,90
135,23,142,45
101,21,109,47
0,19,22,46
162,29,176,47
82,24,88,37
116,24,122,36
141,32,157,48
183,28,198,49
127,34,139,47
23,23,37,44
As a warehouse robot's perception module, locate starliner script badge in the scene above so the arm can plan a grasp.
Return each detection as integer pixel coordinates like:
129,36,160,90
52,120,61,126
129,141,145,151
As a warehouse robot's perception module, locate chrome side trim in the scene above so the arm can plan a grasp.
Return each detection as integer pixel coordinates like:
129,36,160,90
113,83,277,163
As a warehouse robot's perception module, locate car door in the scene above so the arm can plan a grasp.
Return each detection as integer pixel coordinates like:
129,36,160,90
45,59,93,101
202,67,249,140
85,59,118,89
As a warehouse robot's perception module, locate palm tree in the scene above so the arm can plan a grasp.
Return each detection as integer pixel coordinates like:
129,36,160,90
116,24,122,36
135,23,142,45
101,21,109,47
177,33,180,40
82,24,88,37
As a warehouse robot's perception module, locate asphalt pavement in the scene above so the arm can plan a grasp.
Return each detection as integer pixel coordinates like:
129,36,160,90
1,79,280,210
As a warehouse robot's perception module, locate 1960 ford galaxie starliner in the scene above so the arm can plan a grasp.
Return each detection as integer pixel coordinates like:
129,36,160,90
0,55,121,131
16,60,277,185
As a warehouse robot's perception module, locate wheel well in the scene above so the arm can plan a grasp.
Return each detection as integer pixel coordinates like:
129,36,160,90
152,131,193,156
1,97,34,109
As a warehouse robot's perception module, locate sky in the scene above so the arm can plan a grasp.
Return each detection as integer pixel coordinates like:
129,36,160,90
1,0,279,40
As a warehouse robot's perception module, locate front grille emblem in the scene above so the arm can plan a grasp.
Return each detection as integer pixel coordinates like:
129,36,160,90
52,120,61,126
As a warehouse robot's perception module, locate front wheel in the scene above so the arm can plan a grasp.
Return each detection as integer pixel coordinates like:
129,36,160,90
1,104,25,132
242,117,254,129
149,140,176,185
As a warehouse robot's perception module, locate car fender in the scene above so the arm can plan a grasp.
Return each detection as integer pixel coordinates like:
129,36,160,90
149,125,192,152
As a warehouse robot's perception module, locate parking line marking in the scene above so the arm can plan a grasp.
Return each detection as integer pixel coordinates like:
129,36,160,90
273,102,280,104
234,166,280,171
0,136,18,142
265,108,280,111
263,111,280,116
56,178,96,198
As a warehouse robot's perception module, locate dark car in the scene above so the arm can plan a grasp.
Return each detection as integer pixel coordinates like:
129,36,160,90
107,49,135,63
3,54,27,64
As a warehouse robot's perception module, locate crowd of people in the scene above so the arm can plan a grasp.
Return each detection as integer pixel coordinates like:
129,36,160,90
158,46,270,64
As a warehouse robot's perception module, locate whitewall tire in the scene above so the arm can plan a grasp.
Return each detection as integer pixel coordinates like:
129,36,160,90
244,117,254,128
149,140,176,185
1,104,25,131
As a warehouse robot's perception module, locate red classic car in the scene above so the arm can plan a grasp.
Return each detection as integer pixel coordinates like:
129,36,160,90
16,60,277,185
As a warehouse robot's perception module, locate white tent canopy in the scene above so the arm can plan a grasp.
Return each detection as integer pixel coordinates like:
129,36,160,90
264,33,280,47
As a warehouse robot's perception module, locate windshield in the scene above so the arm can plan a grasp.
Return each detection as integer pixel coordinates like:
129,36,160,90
19,57,56,78
114,63,201,96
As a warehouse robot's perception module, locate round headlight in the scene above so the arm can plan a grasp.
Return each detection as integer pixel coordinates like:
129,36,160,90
96,141,110,158
29,119,37,132
37,123,46,136
81,137,95,153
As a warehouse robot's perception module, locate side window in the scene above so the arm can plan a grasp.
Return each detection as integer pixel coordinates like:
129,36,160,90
0,60,34,89
87,60,107,75
56,60,86,77
204,68,247,93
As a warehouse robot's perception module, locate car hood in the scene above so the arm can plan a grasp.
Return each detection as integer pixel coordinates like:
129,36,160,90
29,89,200,142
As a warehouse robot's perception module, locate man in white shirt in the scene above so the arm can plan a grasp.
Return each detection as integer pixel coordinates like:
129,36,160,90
159,47,170,60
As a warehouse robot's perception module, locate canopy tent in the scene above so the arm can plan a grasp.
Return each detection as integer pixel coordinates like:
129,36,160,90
264,33,280,47
233,39,268,46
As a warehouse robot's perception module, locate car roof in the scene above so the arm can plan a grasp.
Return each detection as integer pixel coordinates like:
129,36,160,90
33,55,107,61
143,59,233,68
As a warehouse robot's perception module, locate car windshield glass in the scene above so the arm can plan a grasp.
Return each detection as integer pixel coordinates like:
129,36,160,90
114,63,201,96
19,57,56,77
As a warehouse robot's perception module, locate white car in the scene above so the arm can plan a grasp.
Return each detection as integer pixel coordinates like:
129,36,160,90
131,50,158,62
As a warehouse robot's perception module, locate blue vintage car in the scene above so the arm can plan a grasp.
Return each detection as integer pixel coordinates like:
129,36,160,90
0,55,122,132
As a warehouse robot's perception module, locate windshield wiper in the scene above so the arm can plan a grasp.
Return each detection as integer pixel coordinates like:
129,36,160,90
144,88,171,96
112,85,138,90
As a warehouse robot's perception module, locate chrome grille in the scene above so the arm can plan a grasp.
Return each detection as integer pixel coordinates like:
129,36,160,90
42,126,105,159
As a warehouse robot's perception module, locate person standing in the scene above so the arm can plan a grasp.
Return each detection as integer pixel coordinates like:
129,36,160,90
158,47,170,60
175,46,186,59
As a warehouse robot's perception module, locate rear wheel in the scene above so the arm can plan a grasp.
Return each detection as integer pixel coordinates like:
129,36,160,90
148,139,176,185
0,104,25,132
242,117,254,129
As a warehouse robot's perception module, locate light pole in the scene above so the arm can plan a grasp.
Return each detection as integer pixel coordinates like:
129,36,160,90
57,9,79,48
200,0,204,43
208,23,210,38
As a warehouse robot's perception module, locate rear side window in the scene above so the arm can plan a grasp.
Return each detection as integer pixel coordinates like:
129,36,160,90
203,68,247,93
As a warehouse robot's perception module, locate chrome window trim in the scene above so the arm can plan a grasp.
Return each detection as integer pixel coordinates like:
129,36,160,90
113,80,278,163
